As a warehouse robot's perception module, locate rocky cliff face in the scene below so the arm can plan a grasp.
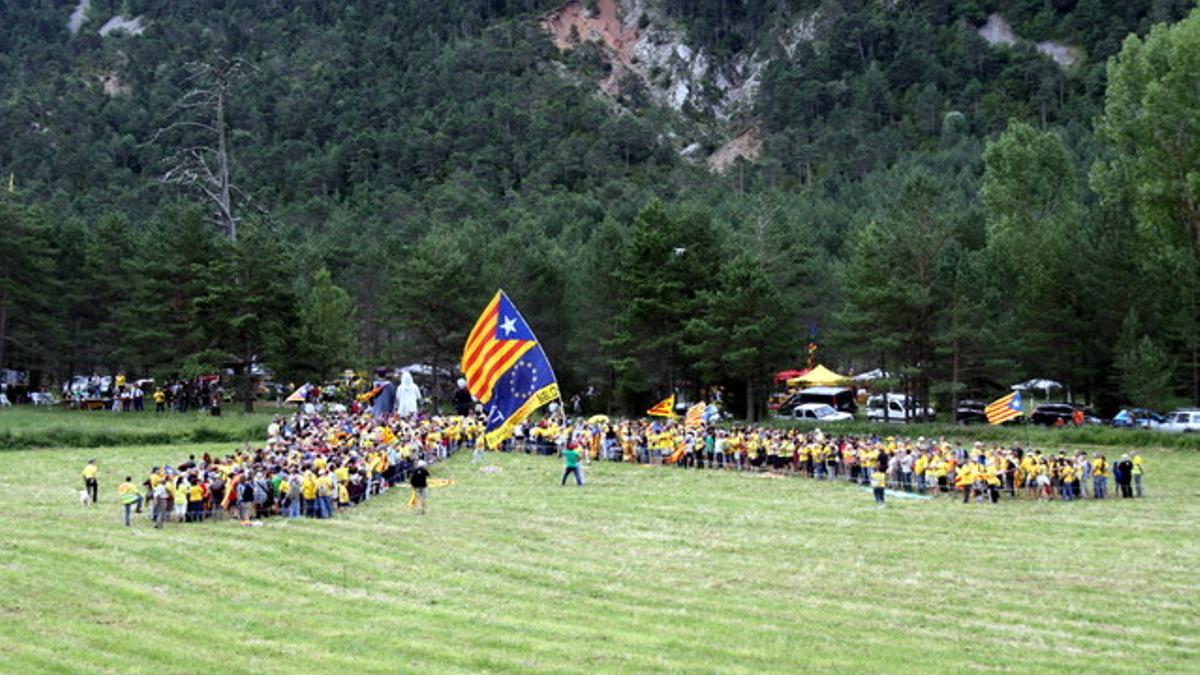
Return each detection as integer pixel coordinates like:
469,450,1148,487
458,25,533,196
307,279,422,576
542,0,769,121
541,0,780,171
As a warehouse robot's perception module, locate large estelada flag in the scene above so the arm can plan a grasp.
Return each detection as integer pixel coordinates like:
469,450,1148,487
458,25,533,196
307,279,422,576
684,402,706,428
985,391,1023,425
462,290,560,446
646,394,676,418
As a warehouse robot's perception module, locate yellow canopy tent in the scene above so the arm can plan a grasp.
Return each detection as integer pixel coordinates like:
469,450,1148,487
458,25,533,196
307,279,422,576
786,364,848,387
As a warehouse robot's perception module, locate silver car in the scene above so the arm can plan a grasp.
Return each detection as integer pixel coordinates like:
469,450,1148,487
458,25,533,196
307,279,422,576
1157,409,1200,433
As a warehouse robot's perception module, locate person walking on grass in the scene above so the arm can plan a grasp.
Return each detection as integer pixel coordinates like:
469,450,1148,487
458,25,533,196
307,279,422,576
561,443,583,486
409,460,430,514
117,476,142,526
1115,454,1134,499
81,459,99,504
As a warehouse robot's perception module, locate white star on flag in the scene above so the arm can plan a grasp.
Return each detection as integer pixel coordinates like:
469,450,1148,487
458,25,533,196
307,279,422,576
499,316,517,336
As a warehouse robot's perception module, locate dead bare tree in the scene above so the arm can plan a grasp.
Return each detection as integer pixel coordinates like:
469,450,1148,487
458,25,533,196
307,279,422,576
150,54,259,241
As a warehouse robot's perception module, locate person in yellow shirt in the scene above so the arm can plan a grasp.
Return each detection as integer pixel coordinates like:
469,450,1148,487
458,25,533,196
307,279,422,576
914,453,929,494
153,388,166,413
316,471,334,519
301,471,318,517
871,467,887,507
187,479,205,522
956,461,976,504
173,479,189,523
1092,453,1108,499
1059,462,1077,501
117,476,142,526
81,459,99,504
1131,452,1145,498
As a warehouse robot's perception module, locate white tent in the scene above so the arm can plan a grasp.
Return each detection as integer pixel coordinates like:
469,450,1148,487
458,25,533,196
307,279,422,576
852,369,891,382
1011,378,1063,396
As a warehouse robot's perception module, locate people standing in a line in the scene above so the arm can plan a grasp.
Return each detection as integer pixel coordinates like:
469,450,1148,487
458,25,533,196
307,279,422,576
81,459,99,504
561,443,583,486
410,460,430,514
117,476,142,526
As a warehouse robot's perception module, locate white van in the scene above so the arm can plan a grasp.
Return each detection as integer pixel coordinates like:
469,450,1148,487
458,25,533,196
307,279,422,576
1157,409,1200,433
866,393,935,423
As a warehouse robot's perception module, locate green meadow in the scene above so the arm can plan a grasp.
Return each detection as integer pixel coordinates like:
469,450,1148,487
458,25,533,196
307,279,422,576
0,406,283,449
0,417,1197,672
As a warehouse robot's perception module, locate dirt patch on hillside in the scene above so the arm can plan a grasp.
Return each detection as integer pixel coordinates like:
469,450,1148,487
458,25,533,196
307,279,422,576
542,0,638,95
707,126,761,174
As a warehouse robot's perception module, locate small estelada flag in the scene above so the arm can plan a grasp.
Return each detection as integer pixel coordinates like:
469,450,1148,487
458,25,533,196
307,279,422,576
985,391,1023,425
684,402,706,428
646,394,676,418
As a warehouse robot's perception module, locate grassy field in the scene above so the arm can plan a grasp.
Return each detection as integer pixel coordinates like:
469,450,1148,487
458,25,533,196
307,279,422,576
0,406,284,449
1,437,1197,672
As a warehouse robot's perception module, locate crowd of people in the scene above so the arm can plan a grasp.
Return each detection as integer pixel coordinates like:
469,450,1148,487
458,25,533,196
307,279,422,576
93,410,477,527
516,418,1148,503
64,373,226,414
86,410,1151,528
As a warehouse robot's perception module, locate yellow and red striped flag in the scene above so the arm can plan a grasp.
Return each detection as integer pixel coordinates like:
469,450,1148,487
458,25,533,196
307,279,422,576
461,290,538,404
684,402,706,428
461,290,560,446
646,394,676,418
985,391,1023,425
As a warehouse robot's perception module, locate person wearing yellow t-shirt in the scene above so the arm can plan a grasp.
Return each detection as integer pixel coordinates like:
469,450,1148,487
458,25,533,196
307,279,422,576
956,462,977,504
187,480,205,522
81,459,99,504
1092,453,1108,499
173,479,189,522
117,476,142,526
153,388,166,412
1131,452,1145,498
871,468,887,507
1063,462,1079,500
316,471,334,519
301,471,317,517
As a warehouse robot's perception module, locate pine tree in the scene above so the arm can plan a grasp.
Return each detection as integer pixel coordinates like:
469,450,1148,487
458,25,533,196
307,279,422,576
298,268,358,382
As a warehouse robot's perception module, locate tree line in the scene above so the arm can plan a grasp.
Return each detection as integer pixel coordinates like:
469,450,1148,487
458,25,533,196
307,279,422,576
1,1,1199,416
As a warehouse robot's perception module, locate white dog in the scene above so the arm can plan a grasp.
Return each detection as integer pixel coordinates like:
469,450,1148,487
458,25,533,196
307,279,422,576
79,490,92,507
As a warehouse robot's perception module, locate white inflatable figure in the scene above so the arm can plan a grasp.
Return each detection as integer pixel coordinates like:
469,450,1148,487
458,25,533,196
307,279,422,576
396,371,421,417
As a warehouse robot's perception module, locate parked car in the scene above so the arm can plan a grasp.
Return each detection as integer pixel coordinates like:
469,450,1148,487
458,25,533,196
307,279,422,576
789,403,854,423
1029,403,1103,426
955,400,988,425
1111,408,1164,428
1157,409,1200,433
866,394,935,423
789,386,858,414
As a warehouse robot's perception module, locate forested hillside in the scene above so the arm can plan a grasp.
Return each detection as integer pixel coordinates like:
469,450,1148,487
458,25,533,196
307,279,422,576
2,0,1198,416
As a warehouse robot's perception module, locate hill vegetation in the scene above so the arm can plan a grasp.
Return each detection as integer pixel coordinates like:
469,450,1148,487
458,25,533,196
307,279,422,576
2,0,1200,416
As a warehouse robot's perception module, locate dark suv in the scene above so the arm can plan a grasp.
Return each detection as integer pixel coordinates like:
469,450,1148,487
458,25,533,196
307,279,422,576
1030,403,1102,426
955,400,988,425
